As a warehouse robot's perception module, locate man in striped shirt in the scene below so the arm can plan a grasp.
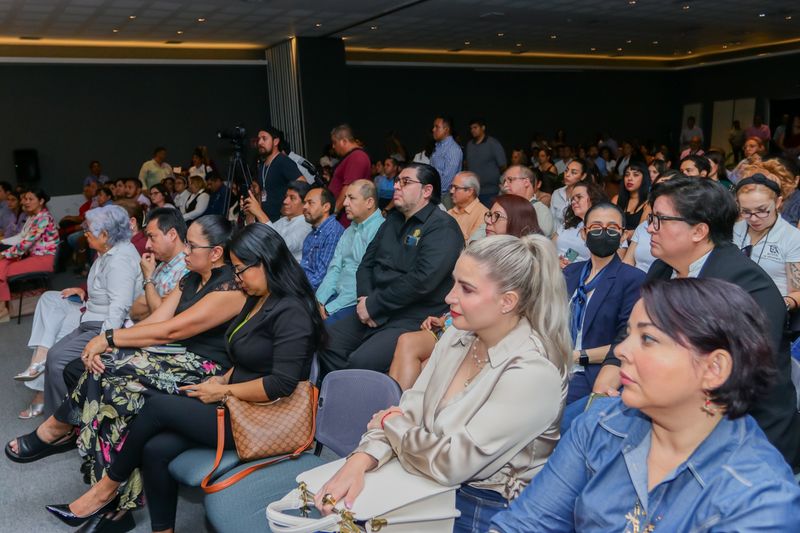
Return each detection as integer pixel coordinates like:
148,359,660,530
430,115,463,207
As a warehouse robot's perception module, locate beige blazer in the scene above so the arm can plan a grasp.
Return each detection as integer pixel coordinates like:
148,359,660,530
355,318,567,500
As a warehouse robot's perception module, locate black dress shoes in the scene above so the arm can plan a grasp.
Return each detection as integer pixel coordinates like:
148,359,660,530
77,510,136,533
45,495,119,527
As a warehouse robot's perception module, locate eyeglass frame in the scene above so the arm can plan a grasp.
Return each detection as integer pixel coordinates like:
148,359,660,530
233,263,257,281
449,184,473,192
186,241,217,253
484,211,508,225
647,212,692,232
392,177,423,188
739,206,773,220
584,222,623,237
501,175,530,186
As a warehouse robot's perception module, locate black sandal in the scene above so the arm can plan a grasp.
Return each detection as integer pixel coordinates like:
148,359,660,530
4,428,76,463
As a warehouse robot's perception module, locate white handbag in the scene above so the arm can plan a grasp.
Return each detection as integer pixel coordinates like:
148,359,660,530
266,458,461,532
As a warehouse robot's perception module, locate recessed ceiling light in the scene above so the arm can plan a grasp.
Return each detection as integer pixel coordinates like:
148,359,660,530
286,34,294,39
550,34,557,39
722,44,728,48
314,23,322,28
786,15,793,20
176,30,184,35
626,39,632,44
516,42,522,47
687,50,693,54
652,40,659,44
628,0,636,4
758,13,766,18
617,47,623,51
682,4,690,10
128,15,136,20
197,17,206,22
590,47,597,51
370,25,379,30
464,40,470,45
112,28,119,33
341,36,350,40
497,32,504,37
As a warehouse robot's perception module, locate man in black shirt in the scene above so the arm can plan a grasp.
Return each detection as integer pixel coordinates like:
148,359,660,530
256,126,304,222
318,163,463,379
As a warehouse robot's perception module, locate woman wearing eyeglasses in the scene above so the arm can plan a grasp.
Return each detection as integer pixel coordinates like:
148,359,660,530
6,215,246,531
733,174,800,316
389,194,542,390
562,202,645,404
490,278,800,533
555,181,609,268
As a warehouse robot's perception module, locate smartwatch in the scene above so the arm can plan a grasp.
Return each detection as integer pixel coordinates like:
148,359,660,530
105,329,116,348
579,350,589,367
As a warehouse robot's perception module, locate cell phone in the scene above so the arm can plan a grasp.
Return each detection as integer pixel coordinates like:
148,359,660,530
66,294,83,304
565,248,579,263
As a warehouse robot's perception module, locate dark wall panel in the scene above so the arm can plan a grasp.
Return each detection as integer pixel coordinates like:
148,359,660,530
342,65,678,161
0,64,268,195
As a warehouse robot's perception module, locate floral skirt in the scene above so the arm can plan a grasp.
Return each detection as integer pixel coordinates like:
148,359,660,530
68,348,223,510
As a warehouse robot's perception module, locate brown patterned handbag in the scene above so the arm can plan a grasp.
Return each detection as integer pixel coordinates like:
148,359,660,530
201,381,319,493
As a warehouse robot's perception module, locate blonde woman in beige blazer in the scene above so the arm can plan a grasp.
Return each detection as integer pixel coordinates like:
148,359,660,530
315,234,572,532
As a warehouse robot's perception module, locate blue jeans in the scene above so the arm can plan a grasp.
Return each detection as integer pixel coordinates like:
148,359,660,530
324,305,356,326
454,485,508,532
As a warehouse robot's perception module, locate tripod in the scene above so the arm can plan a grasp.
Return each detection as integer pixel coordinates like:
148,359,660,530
222,141,253,220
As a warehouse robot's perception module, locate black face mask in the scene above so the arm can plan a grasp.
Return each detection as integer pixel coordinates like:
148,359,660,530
585,230,620,258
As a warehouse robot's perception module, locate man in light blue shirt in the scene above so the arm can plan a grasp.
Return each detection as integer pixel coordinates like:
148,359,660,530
316,179,384,324
430,115,463,205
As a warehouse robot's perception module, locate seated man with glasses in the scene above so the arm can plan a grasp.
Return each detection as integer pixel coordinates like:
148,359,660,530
500,165,555,237
317,163,463,380
562,202,645,404
447,171,489,242
589,176,800,472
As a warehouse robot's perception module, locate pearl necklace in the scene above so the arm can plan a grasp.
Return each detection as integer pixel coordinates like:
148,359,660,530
464,338,489,388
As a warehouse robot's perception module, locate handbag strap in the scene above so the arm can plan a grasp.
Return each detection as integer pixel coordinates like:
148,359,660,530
201,386,320,494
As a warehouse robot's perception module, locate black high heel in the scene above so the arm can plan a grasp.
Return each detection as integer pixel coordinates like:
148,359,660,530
45,495,119,527
5,428,76,463
77,510,135,533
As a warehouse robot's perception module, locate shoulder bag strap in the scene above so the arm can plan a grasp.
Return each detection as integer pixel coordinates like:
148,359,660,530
201,386,320,494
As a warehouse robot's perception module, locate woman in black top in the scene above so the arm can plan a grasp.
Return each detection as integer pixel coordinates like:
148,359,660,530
46,223,325,531
611,160,652,241
6,216,246,517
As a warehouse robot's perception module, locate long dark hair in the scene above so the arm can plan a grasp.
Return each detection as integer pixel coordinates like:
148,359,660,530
228,223,326,353
149,183,175,206
617,160,651,212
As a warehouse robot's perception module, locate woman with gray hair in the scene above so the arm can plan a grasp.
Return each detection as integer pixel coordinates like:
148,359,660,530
12,204,142,419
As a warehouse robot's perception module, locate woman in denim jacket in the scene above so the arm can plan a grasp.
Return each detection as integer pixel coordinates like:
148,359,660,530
491,278,800,533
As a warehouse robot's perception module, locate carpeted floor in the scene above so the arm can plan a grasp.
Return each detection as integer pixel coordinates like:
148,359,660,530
0,272,210,532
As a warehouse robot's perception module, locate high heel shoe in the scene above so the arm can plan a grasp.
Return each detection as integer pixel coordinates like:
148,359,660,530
46,495,119,527
77,510,135,533
14,361,45,382
18,403,44,419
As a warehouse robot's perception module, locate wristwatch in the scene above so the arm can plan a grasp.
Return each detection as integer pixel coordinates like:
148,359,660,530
579,350,589,367
143,278,154,288
105,329,116,348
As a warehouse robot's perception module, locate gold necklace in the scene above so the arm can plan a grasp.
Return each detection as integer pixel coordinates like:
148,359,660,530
464,338,489,388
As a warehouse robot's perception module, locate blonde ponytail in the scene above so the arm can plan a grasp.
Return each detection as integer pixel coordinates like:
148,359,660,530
465,234,571,375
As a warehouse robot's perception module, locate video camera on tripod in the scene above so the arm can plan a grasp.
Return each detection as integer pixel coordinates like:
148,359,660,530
216,124,253,216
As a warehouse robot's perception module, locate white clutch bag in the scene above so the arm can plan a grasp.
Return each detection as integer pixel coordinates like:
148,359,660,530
266,458,460,533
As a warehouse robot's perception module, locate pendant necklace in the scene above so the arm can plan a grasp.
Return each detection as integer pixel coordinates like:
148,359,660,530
464,338,489,388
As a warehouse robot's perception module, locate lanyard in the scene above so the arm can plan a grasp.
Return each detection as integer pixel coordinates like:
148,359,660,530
741,222,775,265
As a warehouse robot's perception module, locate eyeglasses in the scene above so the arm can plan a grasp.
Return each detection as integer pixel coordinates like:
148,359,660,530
484,211,508,224
739,207,772,219
186,242,216,253
647,212,691,232
501,176,529,185
449,185,473,192
393,177,422,188
233,263,256,281
585,223,623,237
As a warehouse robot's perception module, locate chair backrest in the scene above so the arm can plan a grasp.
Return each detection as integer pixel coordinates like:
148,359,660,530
315,369,402,458
791,358,800,411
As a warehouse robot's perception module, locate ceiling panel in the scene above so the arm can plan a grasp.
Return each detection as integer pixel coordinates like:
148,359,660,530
0,0,793,59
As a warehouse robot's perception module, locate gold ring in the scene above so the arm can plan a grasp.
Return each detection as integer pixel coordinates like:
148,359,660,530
322,493,337,507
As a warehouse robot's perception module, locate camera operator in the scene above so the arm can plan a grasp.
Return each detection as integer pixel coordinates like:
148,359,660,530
255,126,305,222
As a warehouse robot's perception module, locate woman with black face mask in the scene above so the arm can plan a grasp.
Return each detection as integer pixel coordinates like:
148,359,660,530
561,202,646,405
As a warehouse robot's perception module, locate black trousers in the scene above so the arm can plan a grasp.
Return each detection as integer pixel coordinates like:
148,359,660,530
316,312,419,382
105,393,234,531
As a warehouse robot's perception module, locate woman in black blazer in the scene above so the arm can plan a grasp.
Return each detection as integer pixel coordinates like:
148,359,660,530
46,223,327,532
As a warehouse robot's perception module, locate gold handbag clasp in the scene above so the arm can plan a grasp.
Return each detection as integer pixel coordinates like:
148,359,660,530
370,517,388,531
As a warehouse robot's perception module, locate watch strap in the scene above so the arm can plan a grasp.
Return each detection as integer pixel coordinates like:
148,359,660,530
105,328,116,348
579,350,589,367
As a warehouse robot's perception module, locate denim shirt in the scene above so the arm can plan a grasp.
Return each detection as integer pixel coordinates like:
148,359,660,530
301,215,344,290
490,398,800,533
